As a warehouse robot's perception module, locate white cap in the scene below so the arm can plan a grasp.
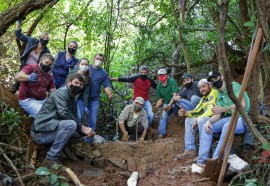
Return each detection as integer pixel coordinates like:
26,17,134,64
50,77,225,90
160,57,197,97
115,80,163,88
134,97,144,104
198,78,210,87
158,69,167,75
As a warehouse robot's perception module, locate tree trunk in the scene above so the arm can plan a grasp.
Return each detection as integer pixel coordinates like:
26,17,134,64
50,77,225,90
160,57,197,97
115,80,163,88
0,0,58,36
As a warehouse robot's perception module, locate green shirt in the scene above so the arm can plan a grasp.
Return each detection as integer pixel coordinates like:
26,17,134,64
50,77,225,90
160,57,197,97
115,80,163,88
217,82,250,115
156,78,179,104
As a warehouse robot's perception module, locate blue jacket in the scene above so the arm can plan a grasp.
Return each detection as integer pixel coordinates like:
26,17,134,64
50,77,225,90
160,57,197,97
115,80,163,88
52,51,79,89
15,29,50,68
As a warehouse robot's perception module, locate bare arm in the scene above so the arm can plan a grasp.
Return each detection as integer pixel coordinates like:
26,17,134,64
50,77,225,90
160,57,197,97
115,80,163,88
141,128,147,139
104,87,113,99
15,71,29,82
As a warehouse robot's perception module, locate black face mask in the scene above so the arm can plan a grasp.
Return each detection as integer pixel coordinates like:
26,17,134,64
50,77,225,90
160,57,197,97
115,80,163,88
39,37,49,46
134,105,142,112
68,47,76,55
212,79,223,89
40,63,51,72
69,84,82,95
185,81,193,89
140,74,147,80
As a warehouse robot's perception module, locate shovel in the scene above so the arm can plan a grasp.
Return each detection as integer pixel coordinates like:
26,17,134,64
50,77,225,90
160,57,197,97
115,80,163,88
202,27,263,183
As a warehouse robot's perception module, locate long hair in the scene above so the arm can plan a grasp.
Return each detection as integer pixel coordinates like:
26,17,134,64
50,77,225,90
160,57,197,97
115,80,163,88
79,58,90,84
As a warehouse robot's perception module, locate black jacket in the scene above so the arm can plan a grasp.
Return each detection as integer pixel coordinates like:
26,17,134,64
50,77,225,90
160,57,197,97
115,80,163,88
32,86,82,132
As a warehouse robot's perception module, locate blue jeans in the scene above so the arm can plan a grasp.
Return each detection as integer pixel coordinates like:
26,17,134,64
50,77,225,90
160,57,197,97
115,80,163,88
78,98,100,144
31,120,81,160
131,100,154,127
158,104,173,135
184,116,210,150
197,117,245,164
174,95,201,116
19,98,46,118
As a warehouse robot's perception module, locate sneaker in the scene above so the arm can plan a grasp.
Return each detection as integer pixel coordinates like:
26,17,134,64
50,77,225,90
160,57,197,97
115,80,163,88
157,134,165,139
176,150,196,160
43,158,63,170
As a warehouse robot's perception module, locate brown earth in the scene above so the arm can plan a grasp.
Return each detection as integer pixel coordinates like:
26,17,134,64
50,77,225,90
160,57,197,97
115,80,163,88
0,84,255,186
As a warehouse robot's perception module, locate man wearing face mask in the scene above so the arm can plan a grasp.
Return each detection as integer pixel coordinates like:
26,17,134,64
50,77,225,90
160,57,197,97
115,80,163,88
11,20,51,93
152,69,179,139
110,66,157,126
82,53,113,144
117,97,148,142
15,53,56,118
31,73,95,168
196,70,251,166
173,73,202,116
52,41,79,89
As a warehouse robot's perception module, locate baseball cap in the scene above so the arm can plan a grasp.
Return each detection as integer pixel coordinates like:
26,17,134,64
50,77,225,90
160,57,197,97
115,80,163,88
207,70,221,82
134,97,144,104
198,79,210,87
157,69,167,75
181,73,193,80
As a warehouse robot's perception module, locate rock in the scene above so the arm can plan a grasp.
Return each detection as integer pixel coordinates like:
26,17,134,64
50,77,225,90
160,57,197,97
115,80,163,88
83,156,93,164
126,156,137,172
92,149,102,158
108,158,127,170
83,168,104,177
64,147,77,160
93,135,106,144
93,158,105,168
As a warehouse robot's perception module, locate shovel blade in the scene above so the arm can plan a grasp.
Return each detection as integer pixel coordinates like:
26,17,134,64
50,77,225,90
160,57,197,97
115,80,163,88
202,159,221,183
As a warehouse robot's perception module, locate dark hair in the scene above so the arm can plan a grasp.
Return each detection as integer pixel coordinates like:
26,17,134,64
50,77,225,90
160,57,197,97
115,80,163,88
40,53,54,62
67,73,84,83
139,65,148,72
79,58,90,83
68,40,78,48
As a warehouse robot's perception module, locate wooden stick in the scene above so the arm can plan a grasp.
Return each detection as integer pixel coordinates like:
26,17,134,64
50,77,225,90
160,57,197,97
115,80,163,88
217,27,263,186
65,167,85,186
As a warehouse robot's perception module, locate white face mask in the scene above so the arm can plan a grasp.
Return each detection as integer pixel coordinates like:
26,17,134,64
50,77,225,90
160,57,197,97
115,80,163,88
79,65,89,72
94,60,103,68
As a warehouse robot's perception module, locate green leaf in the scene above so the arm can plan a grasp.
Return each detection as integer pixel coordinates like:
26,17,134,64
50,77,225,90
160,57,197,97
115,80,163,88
35,167,51,175
245,178,257,186
244,21,254,27
60,181,69,186
263,43,270,52
49,174,58,185
262,143,269,150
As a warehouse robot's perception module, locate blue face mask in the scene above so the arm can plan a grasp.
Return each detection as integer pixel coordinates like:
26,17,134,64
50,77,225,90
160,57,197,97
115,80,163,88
213,79,223,89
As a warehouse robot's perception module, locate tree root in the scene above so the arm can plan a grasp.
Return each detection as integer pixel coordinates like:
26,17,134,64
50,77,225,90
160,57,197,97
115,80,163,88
0,147,24,186
0,142,27,154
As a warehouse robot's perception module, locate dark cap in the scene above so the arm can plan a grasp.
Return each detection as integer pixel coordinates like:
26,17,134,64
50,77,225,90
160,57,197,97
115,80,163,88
181,73,192,80
207,70,221,82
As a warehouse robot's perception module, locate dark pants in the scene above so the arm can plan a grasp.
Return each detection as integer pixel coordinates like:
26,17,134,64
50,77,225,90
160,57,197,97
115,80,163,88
118,123,144,141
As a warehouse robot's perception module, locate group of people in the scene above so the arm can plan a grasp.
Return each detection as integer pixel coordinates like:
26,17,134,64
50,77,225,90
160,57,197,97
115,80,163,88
13,21,113,167
13,20,253,169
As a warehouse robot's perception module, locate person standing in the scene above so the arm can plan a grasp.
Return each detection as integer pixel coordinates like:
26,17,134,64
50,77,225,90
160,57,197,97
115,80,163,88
15,53,56,118
11,20,51,93
152,69,179,139
111,66,157,126
52,41,79,89
78,53,113,143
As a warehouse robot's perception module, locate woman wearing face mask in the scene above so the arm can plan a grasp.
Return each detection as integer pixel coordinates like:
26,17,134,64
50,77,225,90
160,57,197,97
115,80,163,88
52,41,79,89
68,58,91,122
11,20,51,93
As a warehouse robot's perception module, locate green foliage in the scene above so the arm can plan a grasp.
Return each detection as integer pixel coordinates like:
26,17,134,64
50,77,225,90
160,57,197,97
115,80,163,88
1,108,21,133
35,167,68,186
